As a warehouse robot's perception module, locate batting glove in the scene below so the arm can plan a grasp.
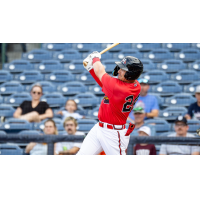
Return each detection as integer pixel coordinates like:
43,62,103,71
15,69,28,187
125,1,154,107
90,51,101,60
83,55,93,72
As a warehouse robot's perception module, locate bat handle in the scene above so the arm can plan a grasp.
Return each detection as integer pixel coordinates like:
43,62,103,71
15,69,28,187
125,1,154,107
83,61,88,67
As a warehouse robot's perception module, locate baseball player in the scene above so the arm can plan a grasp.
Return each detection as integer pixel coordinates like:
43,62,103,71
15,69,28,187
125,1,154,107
77,52,143,155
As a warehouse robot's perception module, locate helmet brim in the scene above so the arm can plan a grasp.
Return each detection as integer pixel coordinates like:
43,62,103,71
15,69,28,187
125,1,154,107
115,62,128,71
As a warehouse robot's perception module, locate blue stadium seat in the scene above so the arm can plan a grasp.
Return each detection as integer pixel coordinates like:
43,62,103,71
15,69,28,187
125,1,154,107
25,81,56,94
0,118,32,134
76,71,97,85
63,60,86,74
41,93,66,108
34,60,63,73
183,81,200,94
19,130,40,135
0,144,23,155
33,118,64,131
76,119,97,132
87,106,100,119
140,59,157,72
140,70,169,84
82,51,113,60
57,81,87,95
170,70,200,84
113,49,142,60
144,119,171,134
0,104,15,118
191,43,200,49
132,43,162,51
88,84,103,95
42,43,72,51
22,49,52,62
187,120,200,133
158,132,176,137
102,43,131,52
188,60,200,72
162,43,191,52
174,49,200,62
159,107,187,120
3,60,34,73
0,81,24,95
143,49,174,62
44,70,75,85
0,131,6,135
157,60,187,73
72,93,99,107
101,59,121,72
151,81,182,96
0,70,13,83
53,49,81,62
72,43,102,51
164,93,196,107
14,71,44,84
0,96,3,104
148,93,165,107
4,93,32,107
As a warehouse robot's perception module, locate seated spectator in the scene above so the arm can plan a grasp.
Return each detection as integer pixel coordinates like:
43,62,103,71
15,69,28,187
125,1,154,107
128,78,159,122
129,105,156,136
56,117,84,155
57,100,84,122
25,119,58,155
159,116,200,155
185,85,200,120
13,84,53,122
134,126,156,155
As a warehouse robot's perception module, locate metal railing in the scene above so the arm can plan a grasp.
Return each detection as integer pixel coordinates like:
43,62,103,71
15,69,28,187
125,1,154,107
0,135,200,155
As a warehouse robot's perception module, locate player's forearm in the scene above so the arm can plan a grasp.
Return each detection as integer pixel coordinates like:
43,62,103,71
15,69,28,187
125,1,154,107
93,61,106,81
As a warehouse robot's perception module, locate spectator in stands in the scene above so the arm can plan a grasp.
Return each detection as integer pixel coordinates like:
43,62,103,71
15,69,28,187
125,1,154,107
185,86,200,120
57,99,84,122
128,78,159,122
159,116,200,155
25,119,58,155
134,126,156,155
13,84,53,122
129,105,156,136
56,117,84,155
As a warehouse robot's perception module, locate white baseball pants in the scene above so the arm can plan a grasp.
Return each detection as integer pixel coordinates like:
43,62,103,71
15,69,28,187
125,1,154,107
77,123,130,155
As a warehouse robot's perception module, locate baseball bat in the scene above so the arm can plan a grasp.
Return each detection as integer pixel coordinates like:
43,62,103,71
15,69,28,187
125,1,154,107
83,43,120,67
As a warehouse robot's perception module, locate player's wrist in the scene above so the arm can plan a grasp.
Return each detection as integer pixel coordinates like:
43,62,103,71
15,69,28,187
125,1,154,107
92,57,100,65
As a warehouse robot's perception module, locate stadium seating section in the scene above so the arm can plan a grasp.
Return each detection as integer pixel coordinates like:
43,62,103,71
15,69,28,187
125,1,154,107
1,43,200,143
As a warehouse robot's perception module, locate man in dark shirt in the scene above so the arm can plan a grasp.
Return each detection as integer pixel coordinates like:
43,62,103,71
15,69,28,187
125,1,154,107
134,126,156,155
185,86,200,120
13,84,53,122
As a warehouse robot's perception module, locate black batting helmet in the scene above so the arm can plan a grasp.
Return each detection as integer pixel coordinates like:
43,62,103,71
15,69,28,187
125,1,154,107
112,56,143,80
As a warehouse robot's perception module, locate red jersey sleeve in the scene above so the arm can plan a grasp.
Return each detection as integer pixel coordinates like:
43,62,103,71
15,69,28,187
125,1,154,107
101,73,117,99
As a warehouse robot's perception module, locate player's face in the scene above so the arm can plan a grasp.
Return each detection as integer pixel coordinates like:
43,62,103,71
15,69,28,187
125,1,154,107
174,122,188,136
134,113,145,123
138,131,149,137
65,100,77,113
31,86,42,101
140,83,150,96
64,120,76,135
44,121,56,135
117,68,127,82
195,93,200,102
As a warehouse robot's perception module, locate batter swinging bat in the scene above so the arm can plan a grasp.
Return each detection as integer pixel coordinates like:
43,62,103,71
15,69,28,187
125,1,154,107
83,43,120,67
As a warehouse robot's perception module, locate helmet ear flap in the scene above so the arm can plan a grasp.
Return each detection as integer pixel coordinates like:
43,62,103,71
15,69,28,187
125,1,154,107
112,66,120,76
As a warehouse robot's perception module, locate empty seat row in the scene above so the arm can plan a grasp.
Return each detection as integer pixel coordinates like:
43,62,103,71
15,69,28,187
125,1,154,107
17,49,200,63
0,118,97,134
42,43,200,52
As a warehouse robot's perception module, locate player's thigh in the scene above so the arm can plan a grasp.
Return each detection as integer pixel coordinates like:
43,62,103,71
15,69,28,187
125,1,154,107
99,128,130,155
77,124,103,155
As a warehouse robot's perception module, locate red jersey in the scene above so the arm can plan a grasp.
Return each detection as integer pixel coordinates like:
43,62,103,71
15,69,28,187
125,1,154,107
98,73,141,125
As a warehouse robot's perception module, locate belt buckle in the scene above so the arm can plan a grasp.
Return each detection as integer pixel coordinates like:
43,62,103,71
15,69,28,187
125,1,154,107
113,125,123,130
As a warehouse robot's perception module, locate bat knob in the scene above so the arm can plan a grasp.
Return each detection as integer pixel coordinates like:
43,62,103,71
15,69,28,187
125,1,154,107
83,61,88,67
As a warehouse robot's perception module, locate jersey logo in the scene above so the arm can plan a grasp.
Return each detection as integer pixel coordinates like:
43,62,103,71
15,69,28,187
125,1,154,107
103,96,109,104
121,58,126,65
